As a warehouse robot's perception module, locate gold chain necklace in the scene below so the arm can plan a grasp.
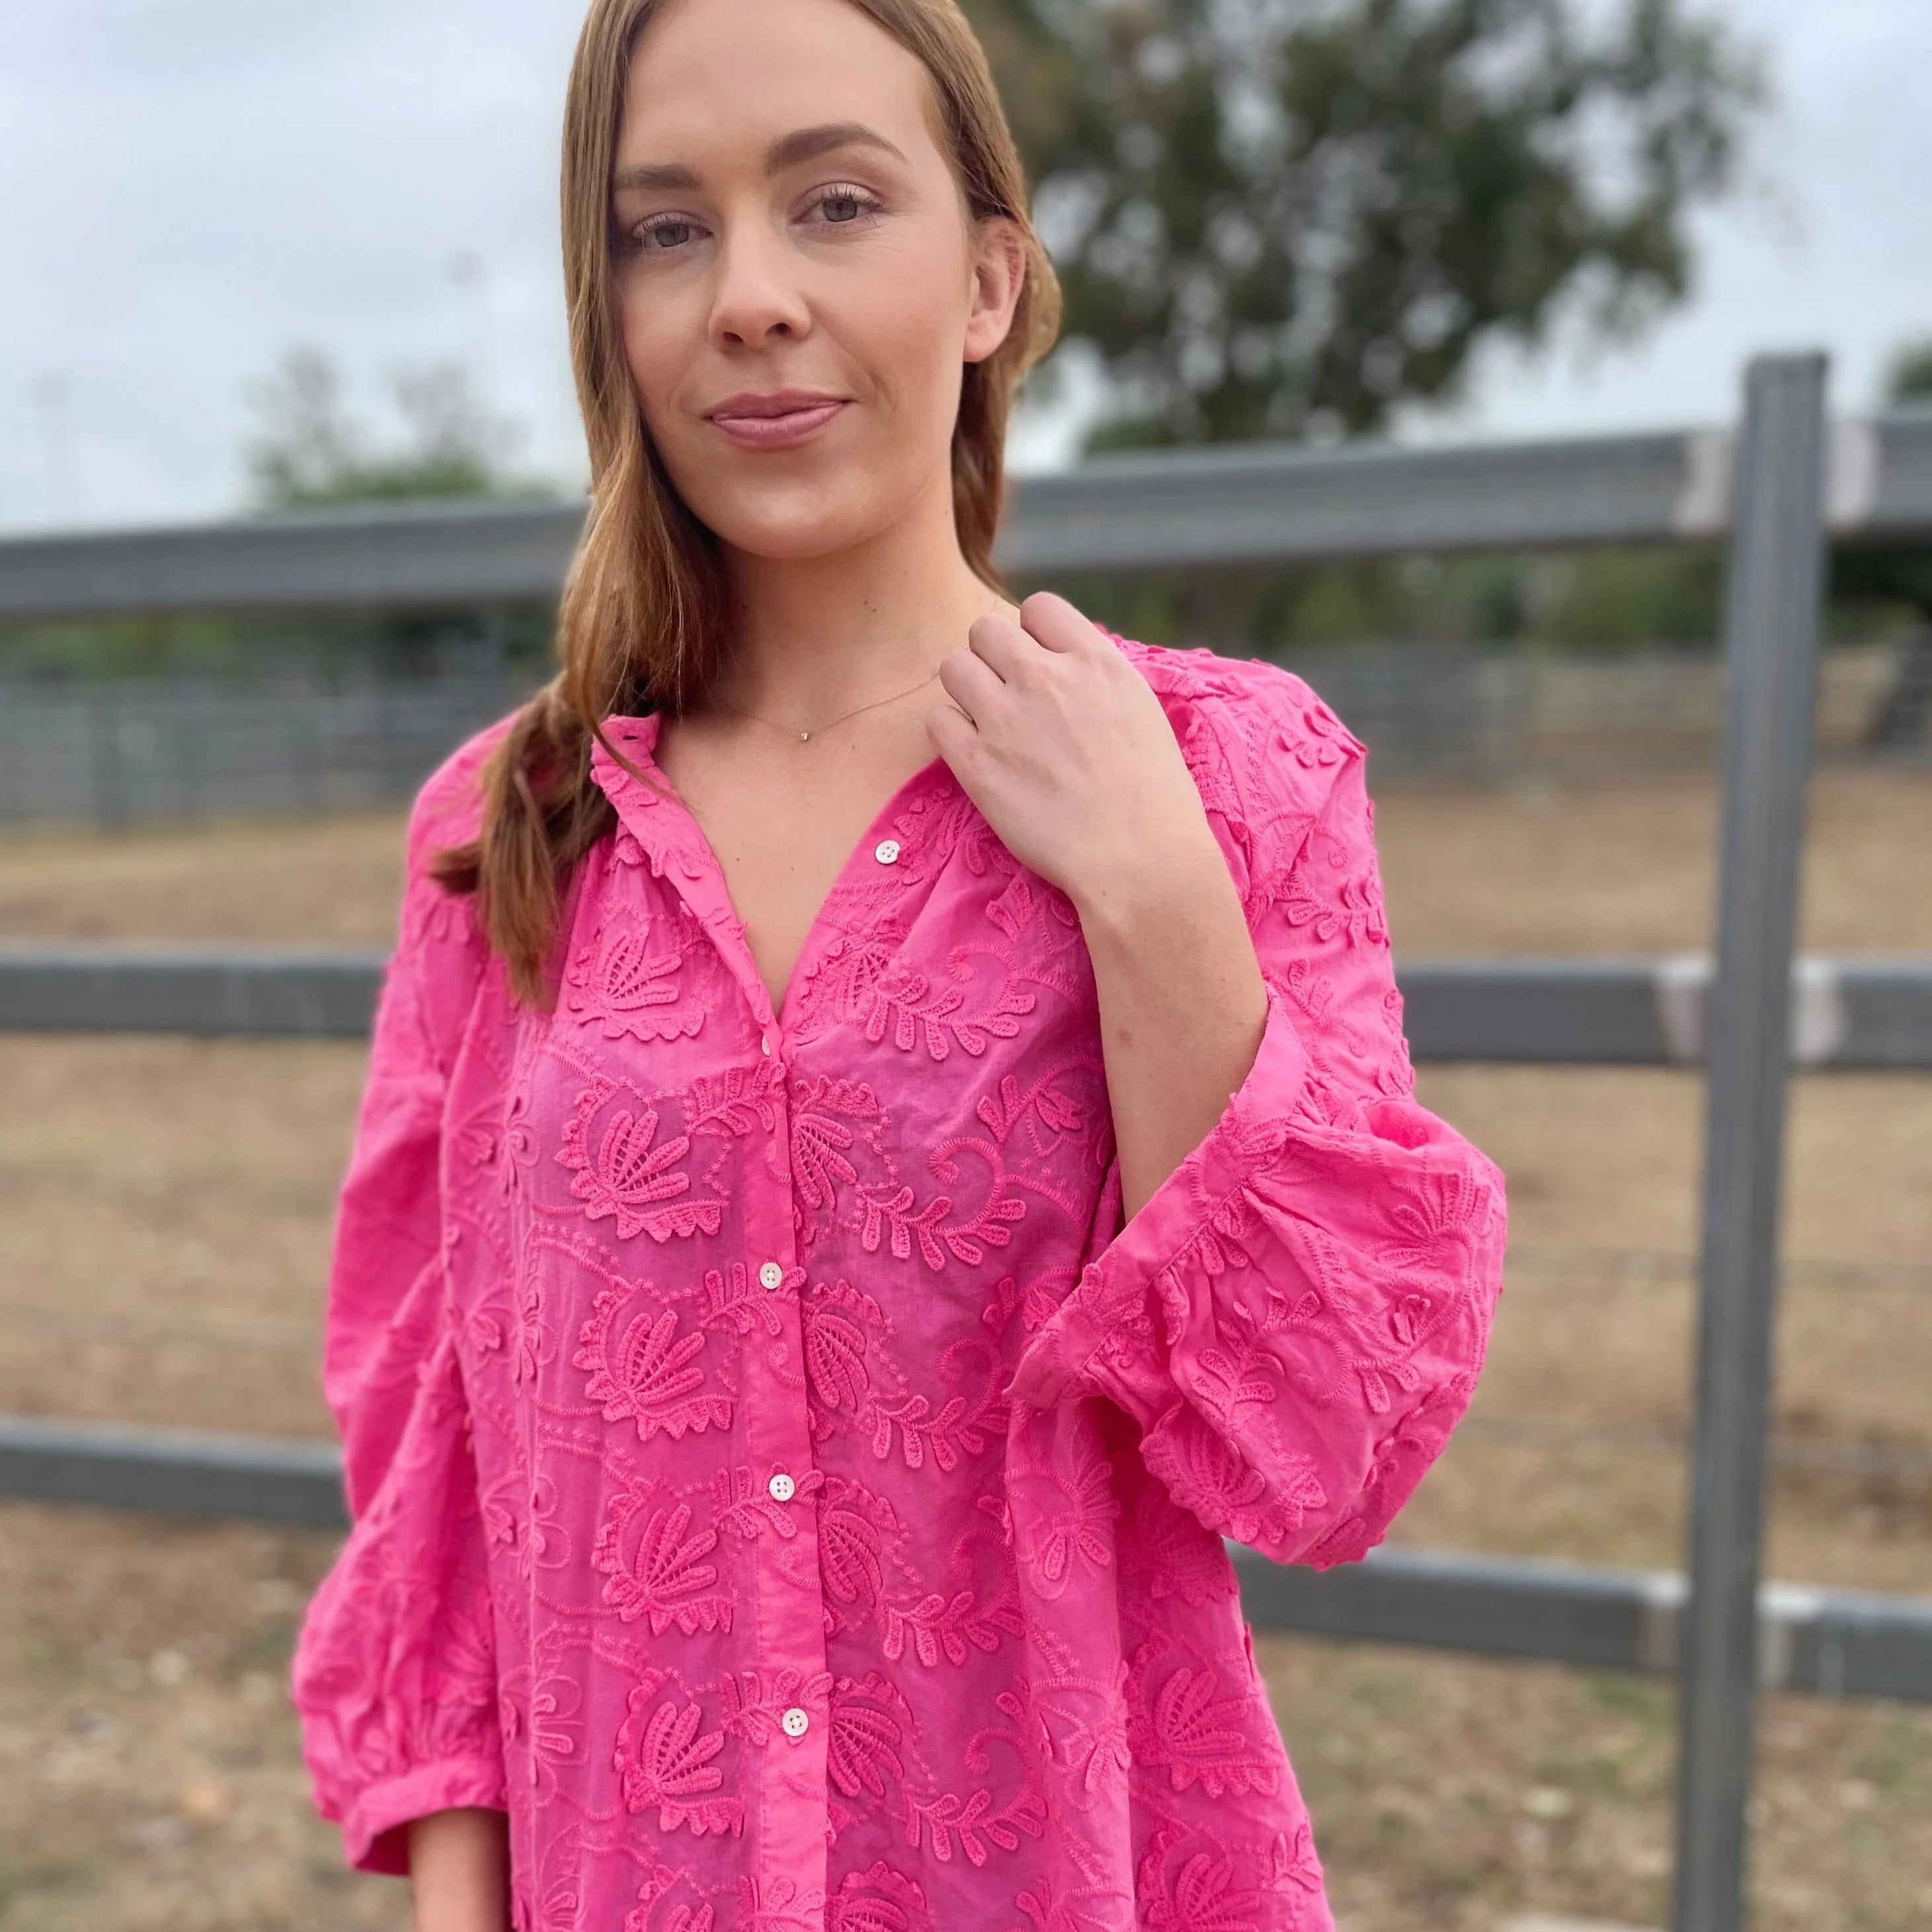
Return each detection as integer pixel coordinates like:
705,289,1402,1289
709,666,945,743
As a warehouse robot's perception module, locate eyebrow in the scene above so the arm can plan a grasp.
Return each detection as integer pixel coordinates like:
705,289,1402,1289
611,121,908,193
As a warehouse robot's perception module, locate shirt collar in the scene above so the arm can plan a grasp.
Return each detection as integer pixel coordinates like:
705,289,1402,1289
587,713,742,936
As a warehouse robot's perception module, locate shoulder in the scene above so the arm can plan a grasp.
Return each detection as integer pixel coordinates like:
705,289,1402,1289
389,707,526,1044
1103,631,1368,831
402,705,525,880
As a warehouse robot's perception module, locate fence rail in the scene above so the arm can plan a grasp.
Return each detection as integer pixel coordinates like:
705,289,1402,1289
5,356,1929,1929
5,412,1932,620
1,1410,1925,1707
3,947,1930,1066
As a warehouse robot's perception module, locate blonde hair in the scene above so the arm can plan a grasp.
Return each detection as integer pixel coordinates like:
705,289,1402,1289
433,0,1062,1005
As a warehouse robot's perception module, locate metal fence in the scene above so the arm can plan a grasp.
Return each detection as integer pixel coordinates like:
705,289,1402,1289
4,352,1931,1929
1,637,1921,830
0,670,521,827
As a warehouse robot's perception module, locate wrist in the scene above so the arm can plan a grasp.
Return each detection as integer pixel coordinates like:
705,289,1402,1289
1069,832,1240,954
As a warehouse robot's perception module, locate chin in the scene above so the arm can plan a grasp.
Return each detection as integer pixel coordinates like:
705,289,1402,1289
692,483,904,563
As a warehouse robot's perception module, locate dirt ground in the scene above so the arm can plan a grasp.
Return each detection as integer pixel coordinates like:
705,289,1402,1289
1,758,1929,1930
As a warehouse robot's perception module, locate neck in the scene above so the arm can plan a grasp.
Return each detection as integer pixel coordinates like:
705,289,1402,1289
714,462,1014,722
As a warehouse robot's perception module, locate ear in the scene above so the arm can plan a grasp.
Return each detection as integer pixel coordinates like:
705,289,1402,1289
962,215,1026,366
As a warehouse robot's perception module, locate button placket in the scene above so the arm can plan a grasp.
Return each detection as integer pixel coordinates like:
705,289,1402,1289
726,1062,830,1806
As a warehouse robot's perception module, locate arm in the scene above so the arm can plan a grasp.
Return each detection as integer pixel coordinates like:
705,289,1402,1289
410,1808,514,1932
289,750,511,1878
1070,823,1269,1224
1008,685,1508,1569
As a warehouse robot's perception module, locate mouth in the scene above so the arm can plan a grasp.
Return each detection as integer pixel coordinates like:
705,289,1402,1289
705,389,848,451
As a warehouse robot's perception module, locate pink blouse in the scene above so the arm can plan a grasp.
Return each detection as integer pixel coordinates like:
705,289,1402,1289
289,633,1507,1932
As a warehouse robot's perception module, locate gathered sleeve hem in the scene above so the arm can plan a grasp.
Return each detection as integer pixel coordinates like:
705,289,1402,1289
339,1756,512,1877
1005,976,1310,1413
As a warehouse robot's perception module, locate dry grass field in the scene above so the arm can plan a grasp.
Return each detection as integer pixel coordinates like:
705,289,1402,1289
1,758,1929,1930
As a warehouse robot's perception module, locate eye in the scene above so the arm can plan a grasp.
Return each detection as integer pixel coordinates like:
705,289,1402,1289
627,212,705,254
805,183,883,229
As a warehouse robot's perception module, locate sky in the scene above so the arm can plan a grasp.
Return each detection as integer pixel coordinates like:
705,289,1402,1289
1,0,1927,533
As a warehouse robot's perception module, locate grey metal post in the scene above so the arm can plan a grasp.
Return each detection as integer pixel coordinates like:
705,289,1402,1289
1672,353,1830,1930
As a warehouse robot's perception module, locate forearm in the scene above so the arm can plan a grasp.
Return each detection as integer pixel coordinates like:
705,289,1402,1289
1073,834,1268,1224
409,1806,512,1932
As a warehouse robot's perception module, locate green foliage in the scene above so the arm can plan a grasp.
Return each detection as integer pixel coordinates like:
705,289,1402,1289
243,346,559,511
0,613,254,684
1882,335,1932,406
1830,331,1932,623
969,0,1764,449
1015,543,1723,659
1524,545,1722,650
0,604,559,689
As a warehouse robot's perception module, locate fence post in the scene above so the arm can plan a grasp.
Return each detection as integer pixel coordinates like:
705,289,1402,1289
1672,352,1830,1930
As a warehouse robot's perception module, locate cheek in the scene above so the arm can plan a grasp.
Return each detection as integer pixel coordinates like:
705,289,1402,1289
615,286,691,434
838,241,972,410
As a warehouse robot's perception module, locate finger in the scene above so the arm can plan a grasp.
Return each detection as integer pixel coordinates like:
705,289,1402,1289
1017,590,1104,654
964,611,1040,684
937,646,1006,726
925,697,978,769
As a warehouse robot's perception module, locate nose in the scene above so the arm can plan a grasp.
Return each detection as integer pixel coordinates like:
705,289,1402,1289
707,213,811,351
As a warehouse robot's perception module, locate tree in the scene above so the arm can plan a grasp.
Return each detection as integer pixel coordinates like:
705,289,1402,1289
1882,336,1932,407
235,347,560,684
243,345,554,510
1834,337,1932,746
969,0,1765,450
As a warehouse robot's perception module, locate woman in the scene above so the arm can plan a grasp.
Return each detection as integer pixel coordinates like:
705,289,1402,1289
290,0,1508,1927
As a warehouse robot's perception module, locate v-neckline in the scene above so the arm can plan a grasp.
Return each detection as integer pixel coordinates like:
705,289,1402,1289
596,709,956,1046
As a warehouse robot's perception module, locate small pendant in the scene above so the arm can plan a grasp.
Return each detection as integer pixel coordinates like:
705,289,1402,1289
799,730,810,741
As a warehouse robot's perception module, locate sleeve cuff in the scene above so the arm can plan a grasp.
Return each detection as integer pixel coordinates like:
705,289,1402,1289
1005,979,1311,1415
338,1756,510,1876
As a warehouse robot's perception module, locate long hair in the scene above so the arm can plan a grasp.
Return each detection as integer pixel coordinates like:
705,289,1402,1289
432,0,1063,1005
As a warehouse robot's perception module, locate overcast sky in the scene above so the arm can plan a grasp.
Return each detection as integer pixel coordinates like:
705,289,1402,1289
1,0,1927,533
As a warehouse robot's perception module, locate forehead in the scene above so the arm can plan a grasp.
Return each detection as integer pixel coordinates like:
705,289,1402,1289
620,0,947,167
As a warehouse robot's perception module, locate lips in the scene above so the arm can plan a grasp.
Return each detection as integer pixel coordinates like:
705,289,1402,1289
705,389,848,451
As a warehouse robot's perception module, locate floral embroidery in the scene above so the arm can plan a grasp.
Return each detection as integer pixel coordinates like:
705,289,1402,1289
557,1078,726,1242
567,919,703,1042
592,1492,734,1635
828,1861,928,1932
826,1673,909,1798
290,639,1508,1931
615,1691,744,1837
574,1288,734,1441
1014,1435,1120,1596
1140,1831,1266,1932
1126,1635,1280,1800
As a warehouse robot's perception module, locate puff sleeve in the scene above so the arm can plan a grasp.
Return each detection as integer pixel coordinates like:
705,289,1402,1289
1006,668,1508,1570
288,746,509,1874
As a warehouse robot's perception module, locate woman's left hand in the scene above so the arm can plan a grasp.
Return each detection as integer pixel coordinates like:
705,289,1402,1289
924,591,1224,920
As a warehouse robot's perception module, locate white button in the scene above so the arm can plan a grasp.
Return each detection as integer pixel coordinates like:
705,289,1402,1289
873,839,900,865
761,1034,772,1055
767,1471,796,1502
780,1705,810,1738
757,1260,784,1291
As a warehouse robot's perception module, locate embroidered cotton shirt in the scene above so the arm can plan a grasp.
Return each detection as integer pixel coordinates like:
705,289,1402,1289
290,634,1508,1932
